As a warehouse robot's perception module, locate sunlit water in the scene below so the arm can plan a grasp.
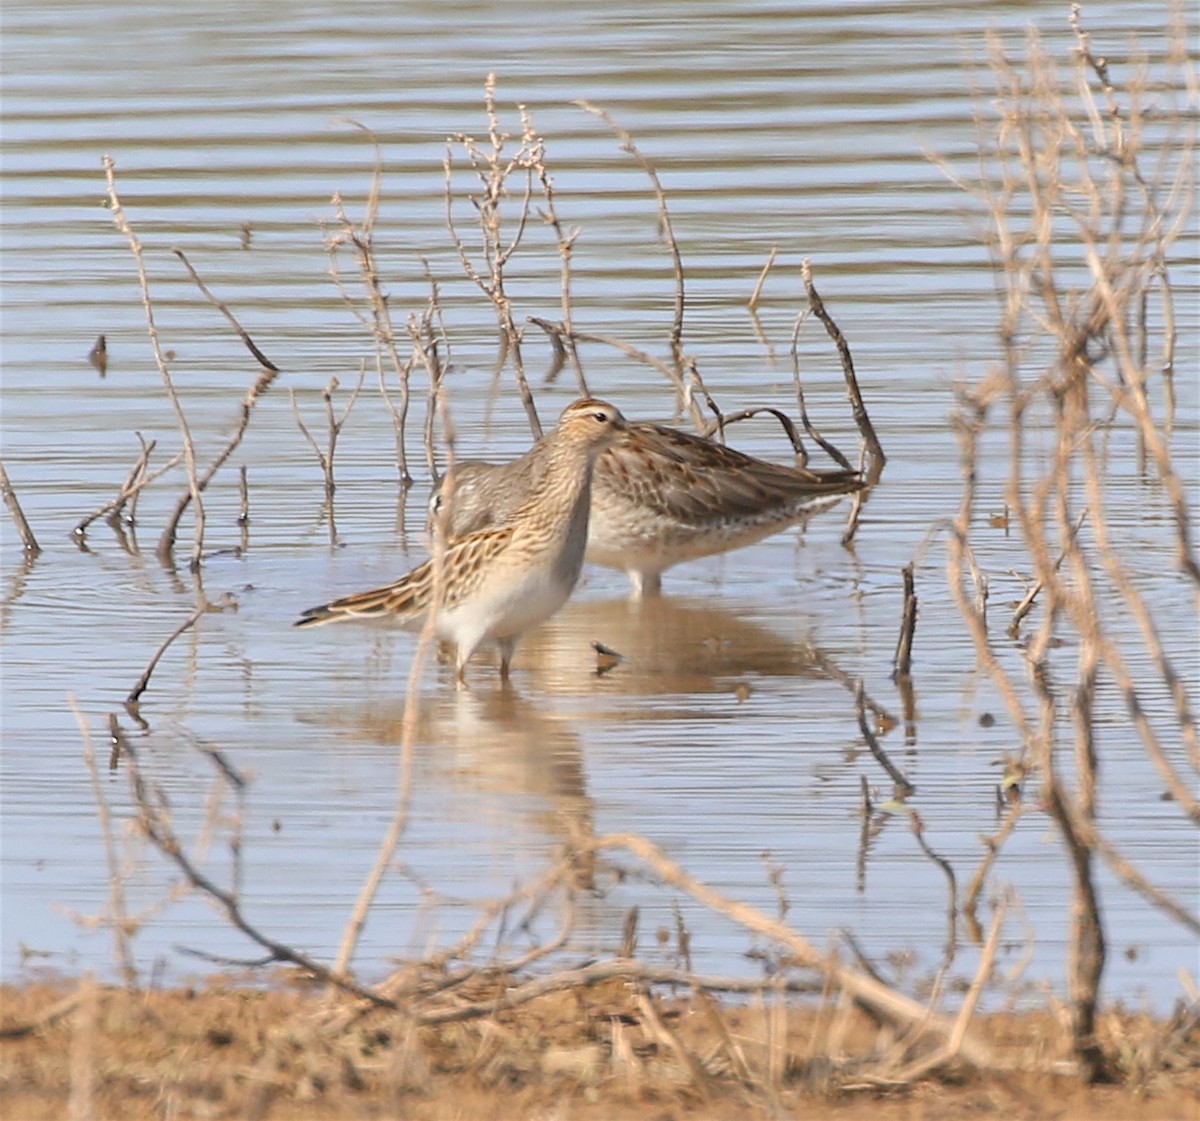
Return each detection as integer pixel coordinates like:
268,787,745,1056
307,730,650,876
2,1,1196,1010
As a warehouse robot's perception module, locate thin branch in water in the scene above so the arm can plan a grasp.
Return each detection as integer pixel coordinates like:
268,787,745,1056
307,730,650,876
892,562,918,679
747,246,779,367
528,109,589,396
801,259,885,475
124,594,236,719
289,367,366,499
787,304,839,472
103,155,205,571
576,99,698,421
73,442,182,542
156,359,278,568
699,406,807,457
909,809,958,970
324,121,418,485
107,713,128,773
1008,509,1088,639
444,75,542,438
0,459,41,556
855,680,914,798
171,248,279,372
119,730,399,1011
70,697,138,988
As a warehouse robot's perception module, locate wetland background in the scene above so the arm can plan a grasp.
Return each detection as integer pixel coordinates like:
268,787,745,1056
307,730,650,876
1,0,1196,1085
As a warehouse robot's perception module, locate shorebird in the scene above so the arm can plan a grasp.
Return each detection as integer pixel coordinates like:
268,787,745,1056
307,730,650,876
430,420,862,596
296,398,627,683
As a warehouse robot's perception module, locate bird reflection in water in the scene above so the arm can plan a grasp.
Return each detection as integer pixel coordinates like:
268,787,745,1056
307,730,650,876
354,687,597,889
519,594,894,720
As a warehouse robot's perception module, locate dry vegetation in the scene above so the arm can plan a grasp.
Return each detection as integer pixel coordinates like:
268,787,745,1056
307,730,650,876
1,7,1197,1120
2,981,1198,1120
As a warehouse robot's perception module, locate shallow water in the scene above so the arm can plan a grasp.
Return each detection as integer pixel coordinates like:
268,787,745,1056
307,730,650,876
2,1,1196,1008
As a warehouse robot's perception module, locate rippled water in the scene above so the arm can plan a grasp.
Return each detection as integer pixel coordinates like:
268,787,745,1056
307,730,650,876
2,1,1196,1008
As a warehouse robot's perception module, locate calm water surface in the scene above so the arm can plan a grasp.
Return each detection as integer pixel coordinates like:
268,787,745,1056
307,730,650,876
2,1,1196,1008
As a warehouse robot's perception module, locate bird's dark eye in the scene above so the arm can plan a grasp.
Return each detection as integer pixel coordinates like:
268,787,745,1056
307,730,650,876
593,411,609,424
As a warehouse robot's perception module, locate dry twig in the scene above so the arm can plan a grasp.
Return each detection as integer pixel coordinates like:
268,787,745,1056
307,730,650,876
0,458,41,556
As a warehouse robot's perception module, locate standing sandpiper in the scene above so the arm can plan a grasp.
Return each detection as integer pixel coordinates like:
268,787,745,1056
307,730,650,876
430,420,862,597
296,399,627,683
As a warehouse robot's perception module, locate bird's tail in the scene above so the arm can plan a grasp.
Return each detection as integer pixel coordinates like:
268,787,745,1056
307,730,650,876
294,562,432,627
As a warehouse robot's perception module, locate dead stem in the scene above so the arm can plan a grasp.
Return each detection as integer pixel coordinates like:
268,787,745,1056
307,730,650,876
892,563,918,679
700,406,807,456
0,458,41,555
445,75,542,438
103,156,205,570
290,367,366,500
786,289,856,476
405,275,451,480
576,100,689,393
171,248,279,372
528,107,589,396
801,259,885,476
587,832,999,1071
908,810,958,970
158,358,278,568
855,681,914,798
124,594,236,718
324,121,418,485
331,392,457,980
69,698,138,988
73,442,182,543
747,246,779,365
106,713,126,773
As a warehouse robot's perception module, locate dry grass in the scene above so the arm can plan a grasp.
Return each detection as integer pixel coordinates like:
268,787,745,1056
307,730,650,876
2,980,1197,1121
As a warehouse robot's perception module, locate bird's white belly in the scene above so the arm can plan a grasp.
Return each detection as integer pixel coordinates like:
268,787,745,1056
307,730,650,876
437,566,573,647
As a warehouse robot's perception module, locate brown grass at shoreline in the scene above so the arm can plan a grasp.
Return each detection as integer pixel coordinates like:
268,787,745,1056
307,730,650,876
1,980,1196,1121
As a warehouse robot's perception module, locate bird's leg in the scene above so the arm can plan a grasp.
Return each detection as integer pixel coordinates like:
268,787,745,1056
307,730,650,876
629,570,663,599
498,637,516,681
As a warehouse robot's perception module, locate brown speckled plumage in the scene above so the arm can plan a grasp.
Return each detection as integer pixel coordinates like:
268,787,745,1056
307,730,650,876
430,420,861,596
297,399,627,683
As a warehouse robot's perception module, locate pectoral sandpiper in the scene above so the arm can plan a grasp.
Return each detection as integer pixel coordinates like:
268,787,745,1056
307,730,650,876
296,399,627,683
430,420,862,596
